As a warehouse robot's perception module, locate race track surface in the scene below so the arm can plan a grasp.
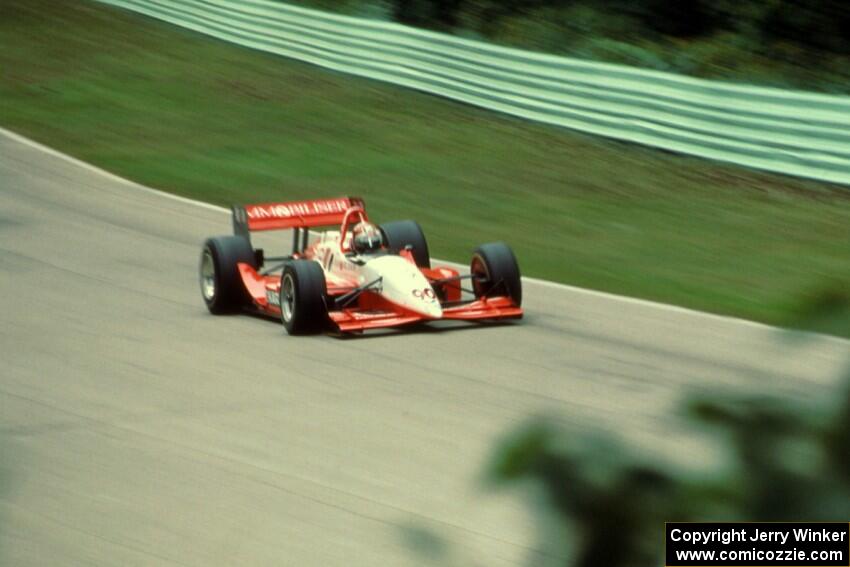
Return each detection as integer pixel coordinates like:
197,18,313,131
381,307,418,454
1,129,847,566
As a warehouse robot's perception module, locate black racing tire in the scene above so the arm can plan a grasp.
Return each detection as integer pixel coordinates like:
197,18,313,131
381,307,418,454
200,236,256,314
470,242,522,306
379,220,431,269
280,260,328,335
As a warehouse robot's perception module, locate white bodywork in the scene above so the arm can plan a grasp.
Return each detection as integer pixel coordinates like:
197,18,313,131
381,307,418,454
312,233,442,319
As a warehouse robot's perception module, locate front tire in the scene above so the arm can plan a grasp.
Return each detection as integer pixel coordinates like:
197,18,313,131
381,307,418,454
470,242,522,306
280,260,328,335
200,236,256,314
379,220,430,268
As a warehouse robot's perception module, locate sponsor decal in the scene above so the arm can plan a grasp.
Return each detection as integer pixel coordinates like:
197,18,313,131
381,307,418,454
412,288,436,301
247,198,351,220
267,290,280,306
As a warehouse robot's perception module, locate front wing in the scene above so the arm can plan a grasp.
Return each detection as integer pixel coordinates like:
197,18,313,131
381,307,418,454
328,296,522,332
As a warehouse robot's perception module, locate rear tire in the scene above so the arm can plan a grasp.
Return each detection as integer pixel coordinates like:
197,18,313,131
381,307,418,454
200,236,256,314
379,220,430,268
280,260,328,335
470,242,522,306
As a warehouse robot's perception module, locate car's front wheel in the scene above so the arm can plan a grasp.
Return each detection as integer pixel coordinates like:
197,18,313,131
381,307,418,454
280,260,328,335
470,242,522,306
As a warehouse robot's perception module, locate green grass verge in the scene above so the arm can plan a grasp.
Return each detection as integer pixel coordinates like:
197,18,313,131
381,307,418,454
2,0,849,334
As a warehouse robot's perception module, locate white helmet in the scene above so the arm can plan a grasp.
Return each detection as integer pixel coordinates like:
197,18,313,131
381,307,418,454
352,222,383,254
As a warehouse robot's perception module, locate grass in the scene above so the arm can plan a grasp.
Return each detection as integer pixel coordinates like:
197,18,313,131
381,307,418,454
1,0,849,334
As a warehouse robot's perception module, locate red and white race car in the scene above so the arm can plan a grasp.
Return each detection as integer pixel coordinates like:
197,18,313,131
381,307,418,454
199,197,522,334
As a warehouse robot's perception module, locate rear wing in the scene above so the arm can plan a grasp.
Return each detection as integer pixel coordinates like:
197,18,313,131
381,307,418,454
232,196,365,237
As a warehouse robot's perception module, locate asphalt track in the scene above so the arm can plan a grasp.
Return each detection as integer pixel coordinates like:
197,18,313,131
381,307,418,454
1,128,848,566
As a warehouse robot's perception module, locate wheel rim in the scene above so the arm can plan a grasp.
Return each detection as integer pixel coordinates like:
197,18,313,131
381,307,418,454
200,249,216,301
281,273,295,322
471,255,490,298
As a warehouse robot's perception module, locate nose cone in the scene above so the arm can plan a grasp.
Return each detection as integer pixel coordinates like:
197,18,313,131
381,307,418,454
363,256,444,319
420,296,443,319
397,283,442,319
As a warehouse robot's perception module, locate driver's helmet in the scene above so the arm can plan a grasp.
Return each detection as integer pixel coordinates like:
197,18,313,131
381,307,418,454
352,221,384,254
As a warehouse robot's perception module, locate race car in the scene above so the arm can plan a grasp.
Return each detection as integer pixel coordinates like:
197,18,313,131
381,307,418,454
199,196,522,334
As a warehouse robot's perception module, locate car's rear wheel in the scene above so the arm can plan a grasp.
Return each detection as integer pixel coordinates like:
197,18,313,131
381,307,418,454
280,260,328,335
470,242,522,306
379,220,430,268
200,236,256,314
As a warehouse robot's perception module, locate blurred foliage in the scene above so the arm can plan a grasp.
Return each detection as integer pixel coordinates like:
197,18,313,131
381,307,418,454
481,286,850,565
490,424,681,566
281,0,850,92
402,287,850,565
